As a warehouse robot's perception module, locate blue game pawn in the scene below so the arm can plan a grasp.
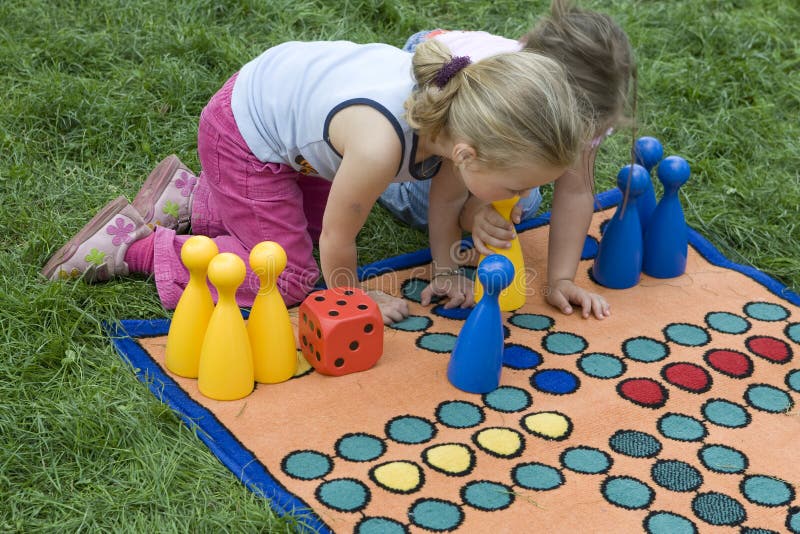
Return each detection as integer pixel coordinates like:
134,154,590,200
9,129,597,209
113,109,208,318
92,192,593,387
592,164,649,289
448,254,514,394
633,136,663,232
643,156,691,278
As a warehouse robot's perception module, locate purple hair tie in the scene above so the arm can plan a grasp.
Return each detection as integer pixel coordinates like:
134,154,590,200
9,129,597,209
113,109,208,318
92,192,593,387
434,55,472,88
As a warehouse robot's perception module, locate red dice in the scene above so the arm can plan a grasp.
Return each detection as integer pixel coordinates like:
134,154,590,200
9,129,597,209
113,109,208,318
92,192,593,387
298,287,383,376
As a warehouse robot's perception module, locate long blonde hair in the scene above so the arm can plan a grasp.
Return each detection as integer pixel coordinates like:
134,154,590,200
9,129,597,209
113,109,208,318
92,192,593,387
404,38,588,170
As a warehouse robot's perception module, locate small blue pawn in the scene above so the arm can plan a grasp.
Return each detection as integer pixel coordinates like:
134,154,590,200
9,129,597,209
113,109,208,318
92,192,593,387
643,156,691,278
633,136,663,233
592,164,649,289
448,254,514,394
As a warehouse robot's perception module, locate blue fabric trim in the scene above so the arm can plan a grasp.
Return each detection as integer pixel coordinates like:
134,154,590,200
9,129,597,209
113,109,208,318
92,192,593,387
408,133,442,180
322,98,405,177
107,188,798,531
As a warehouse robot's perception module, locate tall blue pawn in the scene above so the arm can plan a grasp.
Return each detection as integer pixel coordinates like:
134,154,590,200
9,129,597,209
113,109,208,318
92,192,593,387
448,254,514,394
644,156,691,278
633,136,663,233
592,164,649,289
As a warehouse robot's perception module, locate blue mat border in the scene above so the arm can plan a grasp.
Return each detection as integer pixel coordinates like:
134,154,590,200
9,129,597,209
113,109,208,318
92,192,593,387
105,188,800,533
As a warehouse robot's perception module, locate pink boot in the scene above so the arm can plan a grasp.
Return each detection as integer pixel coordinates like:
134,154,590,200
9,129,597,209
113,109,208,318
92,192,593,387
132,154,198,233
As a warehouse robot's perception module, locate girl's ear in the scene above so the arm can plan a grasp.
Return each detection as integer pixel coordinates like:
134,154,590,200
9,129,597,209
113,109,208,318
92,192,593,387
451,143,477,167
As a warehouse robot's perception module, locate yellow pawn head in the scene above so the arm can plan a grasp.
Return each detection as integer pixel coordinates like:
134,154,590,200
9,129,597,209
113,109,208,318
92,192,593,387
181,235,219,273
207,252,247,292
249,241,287,285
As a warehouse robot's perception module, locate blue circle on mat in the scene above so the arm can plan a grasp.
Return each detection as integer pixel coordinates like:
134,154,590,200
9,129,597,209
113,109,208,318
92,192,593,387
705,312,750,334
644,511,698,534
436,401,484,428
417,332,457,353
530,369,579,394
745,384,793,413
561,446,612,474
462,480,514,511
282,450,333,480
602,476,654,509
698,444,747,474
787,323,800,344
788,369,800,392
788,507,800,533
651,460,703,492
432,304,472,321
502,344,543,369
664,323,710,346
509,314,554,331
335,433,386,462
390,315,432,332
741,475,795,506
744,301,789,321
581,235,599,260
609,430,662,458
657,413,708,442
578,353,626,379
512,462,564,491
542,331,588,355
692,492,746,526
702,399,750,428
408,498,463,531
317,478,370,512
386,416,436,444
623,337,669,362
483,386,532,413
355,517,407,534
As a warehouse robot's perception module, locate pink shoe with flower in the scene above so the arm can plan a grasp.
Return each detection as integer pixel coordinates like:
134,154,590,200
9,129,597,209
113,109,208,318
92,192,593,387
42,196,152,282
132,154,198,234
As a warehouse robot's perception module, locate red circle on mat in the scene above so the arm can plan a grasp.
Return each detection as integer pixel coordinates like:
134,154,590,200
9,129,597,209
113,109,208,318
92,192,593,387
745,336,791,363
704,349,753,378
661,362,711,393
617,378,668,408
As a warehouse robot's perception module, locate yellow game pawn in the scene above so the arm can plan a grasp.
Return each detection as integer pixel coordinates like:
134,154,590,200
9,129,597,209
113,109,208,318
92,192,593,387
197,253,254,401
248,241,297,384
165,236,219,378
473,196,527,311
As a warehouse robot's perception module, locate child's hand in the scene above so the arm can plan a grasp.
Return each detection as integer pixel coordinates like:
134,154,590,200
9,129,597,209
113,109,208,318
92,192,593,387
420,274,475,309
471,203,524,256
366,289,410,325
546,279,611,319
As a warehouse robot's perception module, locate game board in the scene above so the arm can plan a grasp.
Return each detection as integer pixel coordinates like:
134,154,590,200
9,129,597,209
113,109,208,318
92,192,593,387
108,189,800,533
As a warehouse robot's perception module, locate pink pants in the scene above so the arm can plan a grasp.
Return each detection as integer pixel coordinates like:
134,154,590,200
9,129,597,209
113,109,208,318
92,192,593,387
152,74,331,309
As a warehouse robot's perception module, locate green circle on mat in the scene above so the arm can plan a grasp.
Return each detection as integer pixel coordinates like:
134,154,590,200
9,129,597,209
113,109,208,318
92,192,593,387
702,399,749,428
788,369,800,392
482,386,531,413
787,323,800,344
705,312,750,334
744,301,789,321
542,331,587,355
335,433,385,462
664,323,710,346
462,481,514,511
745,384,793,413
512,462,564,491
742,475,794,506
356,517,407,534
657,413,707,442
436,401,484,428
402,279,429,303
417,332,457,353
651,460,703,492
602,476,654,509
609,430,662,458
644,511,698,534
578,352,626,379
386,415,436,444
408,498,463,531
281,450,332,480
561,446,612,474
509,314,554,331
691,492,746,526
698,444,747,474
390,315,432,332
623,337,669,362
317,478,370,512
788,507,800,533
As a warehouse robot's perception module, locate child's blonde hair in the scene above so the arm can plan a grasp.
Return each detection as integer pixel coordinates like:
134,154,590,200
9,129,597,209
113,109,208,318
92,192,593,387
404,38,588,170
522,0,635,130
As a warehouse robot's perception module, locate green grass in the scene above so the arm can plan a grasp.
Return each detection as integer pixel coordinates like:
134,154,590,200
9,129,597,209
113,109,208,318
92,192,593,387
1,0,798,530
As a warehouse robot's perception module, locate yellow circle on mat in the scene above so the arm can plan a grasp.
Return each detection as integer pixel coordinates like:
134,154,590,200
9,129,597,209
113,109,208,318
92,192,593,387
423,444,474,475
474,428,523,457
522,412,570,439
370,461,423,493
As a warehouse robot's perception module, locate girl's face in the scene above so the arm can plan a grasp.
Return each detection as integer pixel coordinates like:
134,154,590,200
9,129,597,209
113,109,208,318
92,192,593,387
458,159,566,203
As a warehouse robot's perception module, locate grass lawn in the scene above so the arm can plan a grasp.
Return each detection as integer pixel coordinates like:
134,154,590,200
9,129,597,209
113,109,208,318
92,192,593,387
1,0,798,530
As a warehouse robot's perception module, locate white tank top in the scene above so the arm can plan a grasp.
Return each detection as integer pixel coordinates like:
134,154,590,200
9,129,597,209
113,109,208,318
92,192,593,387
231,40,441,182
